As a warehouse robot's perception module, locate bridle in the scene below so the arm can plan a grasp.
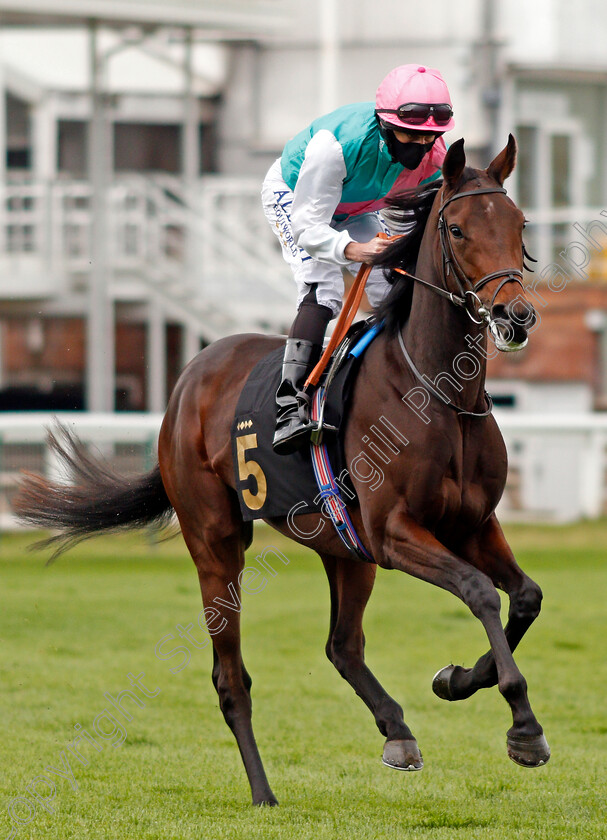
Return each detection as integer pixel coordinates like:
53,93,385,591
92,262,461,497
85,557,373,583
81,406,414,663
438,186,525,329
395,184,529,418
396,185,525,329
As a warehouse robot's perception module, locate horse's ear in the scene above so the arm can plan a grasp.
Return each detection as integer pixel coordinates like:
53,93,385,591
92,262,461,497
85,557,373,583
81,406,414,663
486,134,517,185
442,138,466,189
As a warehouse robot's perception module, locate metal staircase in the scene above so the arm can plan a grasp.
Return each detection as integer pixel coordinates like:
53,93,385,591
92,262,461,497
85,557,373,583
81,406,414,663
0,174,296,341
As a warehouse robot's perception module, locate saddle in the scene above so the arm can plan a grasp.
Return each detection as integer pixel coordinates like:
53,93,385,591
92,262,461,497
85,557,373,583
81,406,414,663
231,320,381,523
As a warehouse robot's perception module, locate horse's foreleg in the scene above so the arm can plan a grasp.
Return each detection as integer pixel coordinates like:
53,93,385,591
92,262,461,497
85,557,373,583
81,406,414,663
321,554,423,771
433,515,543,703
378,513,549,767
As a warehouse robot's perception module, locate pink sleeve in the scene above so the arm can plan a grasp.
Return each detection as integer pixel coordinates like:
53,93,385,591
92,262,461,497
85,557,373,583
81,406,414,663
428,136,447,169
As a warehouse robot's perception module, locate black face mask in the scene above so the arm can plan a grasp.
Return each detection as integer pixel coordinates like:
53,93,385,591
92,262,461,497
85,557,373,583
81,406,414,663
391,139,435,170
379,121,436,169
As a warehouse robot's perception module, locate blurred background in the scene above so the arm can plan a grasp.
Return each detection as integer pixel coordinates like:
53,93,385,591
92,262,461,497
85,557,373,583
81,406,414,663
0,0,606,523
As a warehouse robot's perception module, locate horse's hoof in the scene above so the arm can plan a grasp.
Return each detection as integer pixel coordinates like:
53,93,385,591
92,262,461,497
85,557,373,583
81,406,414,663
382,739,423,771
432,664,456,701
253,796,279,807
507,733,551,767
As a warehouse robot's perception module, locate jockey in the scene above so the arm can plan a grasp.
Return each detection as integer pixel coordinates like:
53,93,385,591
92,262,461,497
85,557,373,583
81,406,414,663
261,64,455,455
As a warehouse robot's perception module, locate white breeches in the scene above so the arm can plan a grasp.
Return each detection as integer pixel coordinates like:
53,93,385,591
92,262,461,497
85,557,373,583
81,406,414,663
261,159,392,317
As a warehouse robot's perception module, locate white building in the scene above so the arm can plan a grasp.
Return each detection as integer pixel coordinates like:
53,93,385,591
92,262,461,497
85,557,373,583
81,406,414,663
1,0,607,412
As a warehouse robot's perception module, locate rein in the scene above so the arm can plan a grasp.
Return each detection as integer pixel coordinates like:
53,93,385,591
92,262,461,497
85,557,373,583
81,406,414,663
394,184,525,418
305,232,399,389
397,330,494,418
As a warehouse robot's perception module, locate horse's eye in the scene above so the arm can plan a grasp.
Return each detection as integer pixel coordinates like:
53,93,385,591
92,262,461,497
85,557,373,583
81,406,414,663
449,225,464,238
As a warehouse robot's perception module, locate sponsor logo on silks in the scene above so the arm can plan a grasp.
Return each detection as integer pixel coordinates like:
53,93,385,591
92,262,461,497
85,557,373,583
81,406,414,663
273,189,293,210
274,202,299,259
273,188,313,264
236,419,253,431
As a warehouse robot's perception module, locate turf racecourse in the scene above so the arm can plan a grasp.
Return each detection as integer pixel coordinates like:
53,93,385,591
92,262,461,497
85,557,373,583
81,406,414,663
0,521,606,840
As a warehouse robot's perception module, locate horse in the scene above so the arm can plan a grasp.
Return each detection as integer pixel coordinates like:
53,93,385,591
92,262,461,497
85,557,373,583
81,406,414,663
16,135,549,807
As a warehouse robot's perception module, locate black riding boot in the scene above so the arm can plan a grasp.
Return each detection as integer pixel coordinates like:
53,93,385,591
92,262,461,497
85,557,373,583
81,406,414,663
272,338,318,456
273,296,333,455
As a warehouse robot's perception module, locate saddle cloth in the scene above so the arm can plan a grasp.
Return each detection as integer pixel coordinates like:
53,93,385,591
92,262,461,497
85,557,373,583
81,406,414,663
231,324,374,522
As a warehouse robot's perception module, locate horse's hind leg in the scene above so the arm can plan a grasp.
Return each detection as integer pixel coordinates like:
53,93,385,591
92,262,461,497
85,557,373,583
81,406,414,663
433,516,543,705
205,583,277,806
321,554,423,771
168,469,277,806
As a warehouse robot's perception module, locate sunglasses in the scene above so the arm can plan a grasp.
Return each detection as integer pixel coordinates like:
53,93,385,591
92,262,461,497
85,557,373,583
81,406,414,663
376,103,453,126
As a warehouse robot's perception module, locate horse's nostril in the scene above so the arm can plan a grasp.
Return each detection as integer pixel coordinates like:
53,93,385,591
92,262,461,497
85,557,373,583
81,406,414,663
512,303,536,328
491,302,536,329
491,304,507,322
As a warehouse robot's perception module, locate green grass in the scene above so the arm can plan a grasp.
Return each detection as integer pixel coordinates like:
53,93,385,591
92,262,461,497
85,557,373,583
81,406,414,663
0,521,606,839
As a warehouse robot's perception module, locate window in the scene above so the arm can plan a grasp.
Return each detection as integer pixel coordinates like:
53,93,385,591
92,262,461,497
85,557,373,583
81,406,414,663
114,124,180,173
6,93,31,172
57,121,88,176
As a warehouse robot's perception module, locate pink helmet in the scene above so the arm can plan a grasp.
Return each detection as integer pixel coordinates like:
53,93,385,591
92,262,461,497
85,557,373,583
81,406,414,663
375,64,455,132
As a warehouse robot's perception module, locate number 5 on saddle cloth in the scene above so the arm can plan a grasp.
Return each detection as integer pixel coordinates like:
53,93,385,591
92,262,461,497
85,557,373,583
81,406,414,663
231,321,383,561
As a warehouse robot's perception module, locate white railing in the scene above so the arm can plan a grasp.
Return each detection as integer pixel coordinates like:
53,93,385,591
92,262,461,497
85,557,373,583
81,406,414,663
0,175,295,336
1,411,607,531
2,182,606,298
494,411,607,522
0,414,162,531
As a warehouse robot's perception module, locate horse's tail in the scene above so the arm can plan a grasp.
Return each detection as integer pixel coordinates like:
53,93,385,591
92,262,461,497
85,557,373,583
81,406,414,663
14,424,174,559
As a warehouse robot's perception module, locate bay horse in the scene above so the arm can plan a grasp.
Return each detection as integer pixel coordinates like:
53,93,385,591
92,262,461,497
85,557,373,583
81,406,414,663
16,135,550,806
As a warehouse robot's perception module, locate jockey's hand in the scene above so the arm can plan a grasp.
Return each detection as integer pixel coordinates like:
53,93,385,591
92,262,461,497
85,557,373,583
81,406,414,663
344,237,393,265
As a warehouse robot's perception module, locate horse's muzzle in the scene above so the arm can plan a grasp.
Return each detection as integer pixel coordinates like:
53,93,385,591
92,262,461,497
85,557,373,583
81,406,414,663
490,301,536,352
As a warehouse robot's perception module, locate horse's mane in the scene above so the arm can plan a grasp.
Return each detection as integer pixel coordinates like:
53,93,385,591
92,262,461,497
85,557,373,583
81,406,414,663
369,180,441,334
371,169,480,335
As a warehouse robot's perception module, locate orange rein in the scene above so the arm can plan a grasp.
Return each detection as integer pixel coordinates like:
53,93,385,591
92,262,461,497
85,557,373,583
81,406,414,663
304,232,399,389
